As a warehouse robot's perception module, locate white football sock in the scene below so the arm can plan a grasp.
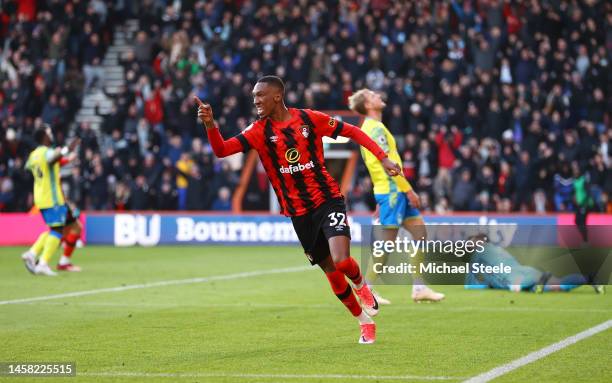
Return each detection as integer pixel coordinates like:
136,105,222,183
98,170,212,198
356,311,374,324
59,256,71,266
412,283,425,292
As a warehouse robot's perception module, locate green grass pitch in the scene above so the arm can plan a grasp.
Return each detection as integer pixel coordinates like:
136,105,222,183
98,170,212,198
1,246,610,383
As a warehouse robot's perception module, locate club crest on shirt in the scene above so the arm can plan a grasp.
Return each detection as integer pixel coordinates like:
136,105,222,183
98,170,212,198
300,125,309,138
328,117,337,127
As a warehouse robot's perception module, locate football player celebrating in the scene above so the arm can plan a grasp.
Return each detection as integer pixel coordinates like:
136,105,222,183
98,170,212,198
196,76,402,344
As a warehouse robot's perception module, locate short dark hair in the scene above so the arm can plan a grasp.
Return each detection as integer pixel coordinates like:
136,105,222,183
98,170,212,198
34,127,49,144
256,75,285,94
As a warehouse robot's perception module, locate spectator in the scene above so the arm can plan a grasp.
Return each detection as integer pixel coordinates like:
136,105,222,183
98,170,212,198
113,181,131,211
175,153,193,210
471,191,495,212
451,169,476,211
130,175,151,210
0,177,14,211
211,186,232,211
176,163,209,211
514,151,533,210
83,33,105,91
158,171,178,210
88,162,109,210
477,165,497,196
133,31,153,65
553,162,575,212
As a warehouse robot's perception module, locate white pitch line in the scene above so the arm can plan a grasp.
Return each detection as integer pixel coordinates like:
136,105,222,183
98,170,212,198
12,301,342,308
0,266,311,306
26,301,612,314
81,371,464,381
462,319,612,383
393,306,612,314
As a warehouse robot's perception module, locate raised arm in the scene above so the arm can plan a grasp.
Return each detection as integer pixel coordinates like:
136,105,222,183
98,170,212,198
195,96,244,158
207,125,245,158
45,147,64,165
47,137,80,166
304,109,402,177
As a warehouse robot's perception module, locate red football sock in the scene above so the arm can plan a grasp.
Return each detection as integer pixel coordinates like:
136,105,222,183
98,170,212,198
63,233,79,257
325,270,362,317
335,257,363,287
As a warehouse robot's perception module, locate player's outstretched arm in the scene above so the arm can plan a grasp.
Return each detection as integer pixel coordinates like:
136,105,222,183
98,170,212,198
47,138,80,166
59,138,81,166
45,147,64,165
195,96,244,158
339,123,401,177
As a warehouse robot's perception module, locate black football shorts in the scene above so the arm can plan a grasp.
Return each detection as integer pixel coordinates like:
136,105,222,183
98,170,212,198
291,198,351,265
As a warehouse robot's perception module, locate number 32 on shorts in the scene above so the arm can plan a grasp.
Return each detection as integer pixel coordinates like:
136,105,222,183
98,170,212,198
328,212,346,227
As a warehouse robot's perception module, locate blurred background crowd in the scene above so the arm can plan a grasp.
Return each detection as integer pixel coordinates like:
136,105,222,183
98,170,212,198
0,0,610,214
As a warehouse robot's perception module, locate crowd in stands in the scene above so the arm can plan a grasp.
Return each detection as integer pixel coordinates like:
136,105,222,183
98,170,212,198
1,0,610,214
0,0,118,211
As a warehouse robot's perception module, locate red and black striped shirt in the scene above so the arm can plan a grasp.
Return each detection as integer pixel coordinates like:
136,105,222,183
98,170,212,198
207,108,387,217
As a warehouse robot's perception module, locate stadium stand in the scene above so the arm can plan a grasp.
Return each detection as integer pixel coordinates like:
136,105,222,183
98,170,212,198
0,0,610,213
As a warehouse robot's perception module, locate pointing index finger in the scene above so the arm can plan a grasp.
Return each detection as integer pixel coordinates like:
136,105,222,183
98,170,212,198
194,96,205,107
